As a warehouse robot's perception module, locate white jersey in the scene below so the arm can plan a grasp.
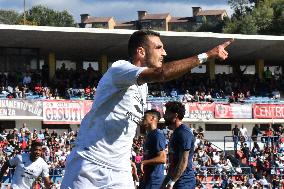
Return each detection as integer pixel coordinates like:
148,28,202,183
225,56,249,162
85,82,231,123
75,60,147,171
240,127,248,137
9,153,49,189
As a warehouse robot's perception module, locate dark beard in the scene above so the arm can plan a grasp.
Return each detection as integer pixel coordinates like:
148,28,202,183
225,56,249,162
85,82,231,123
144,49,153,68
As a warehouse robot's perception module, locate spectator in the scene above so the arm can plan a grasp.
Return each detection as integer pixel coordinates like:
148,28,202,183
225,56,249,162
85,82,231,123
229,92,237,103
237,92,245,103
204,91,213,102
264,67,272,81
87,63,94,73
241,143,250,163
22,73,31,86
239,124,248,142
170,88,178,97
182,90,193,102
193,91,200,102
38,130,45,142
274,66,281,80
251,124,262,142
232,125,240,151
263,124,274,147
259,175,271,188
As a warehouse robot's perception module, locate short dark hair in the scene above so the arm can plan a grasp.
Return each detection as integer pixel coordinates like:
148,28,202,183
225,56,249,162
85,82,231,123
165,101,185,120
144,109,161,121
128,30,160,60
31,141,42,149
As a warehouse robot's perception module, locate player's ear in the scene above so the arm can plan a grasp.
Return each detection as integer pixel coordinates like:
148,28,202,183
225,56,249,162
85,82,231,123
137,47,145,57
174,113,178,119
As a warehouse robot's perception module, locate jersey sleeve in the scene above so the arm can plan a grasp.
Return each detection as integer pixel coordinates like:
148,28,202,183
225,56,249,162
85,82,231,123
8,155,20,167
156,132,166,152
179,130,193,151
111,60,147,86
41,161,49,178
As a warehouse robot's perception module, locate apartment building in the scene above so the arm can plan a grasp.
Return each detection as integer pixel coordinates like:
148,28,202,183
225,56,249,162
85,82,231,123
79,14,116,29
79,7,228,31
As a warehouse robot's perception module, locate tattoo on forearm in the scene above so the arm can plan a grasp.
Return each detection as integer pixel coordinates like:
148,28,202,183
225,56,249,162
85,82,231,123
172,150,189,181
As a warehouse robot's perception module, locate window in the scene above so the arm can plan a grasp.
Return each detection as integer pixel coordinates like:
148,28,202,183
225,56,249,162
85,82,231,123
83,61,99,70
191,65,206,73
240,65,255,75
0,48,39,72
215,65,233,74
0,121,15,131
56,60,76,70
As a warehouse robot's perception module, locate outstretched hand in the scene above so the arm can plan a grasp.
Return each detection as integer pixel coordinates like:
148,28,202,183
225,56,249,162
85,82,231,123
207,39,234,61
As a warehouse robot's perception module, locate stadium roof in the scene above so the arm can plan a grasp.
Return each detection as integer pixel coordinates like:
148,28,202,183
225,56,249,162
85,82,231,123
0,24,284,63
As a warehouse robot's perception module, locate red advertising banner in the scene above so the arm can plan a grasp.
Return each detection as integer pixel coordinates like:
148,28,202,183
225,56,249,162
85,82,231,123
84,100,93,115
215,104,252,119
147,102,165,117
43,100,85,124
186,103,215,119
253,104,284,119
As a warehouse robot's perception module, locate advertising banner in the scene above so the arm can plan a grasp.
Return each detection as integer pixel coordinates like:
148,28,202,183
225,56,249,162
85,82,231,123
83,100,93,115
0,99,42,117
186,103,215,119
215,104,252,119
147,102,165,117
253,104,284,119
43,100,85,124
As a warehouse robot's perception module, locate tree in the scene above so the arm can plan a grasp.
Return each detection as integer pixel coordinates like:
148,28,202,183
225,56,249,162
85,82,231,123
0,9,21,25
270,0,284,34
251,2,274,33
25,5,75,27
238,15,258,34
195,19,228,33
223,15,258,34
228,0,254,19
191,16,228,33
223,18,239,34
225,0,283,35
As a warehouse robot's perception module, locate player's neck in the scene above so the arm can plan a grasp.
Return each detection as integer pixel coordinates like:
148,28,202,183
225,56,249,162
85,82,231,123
148,125,157,131
132,57,145,67
175,120,183,129
30,154,38,162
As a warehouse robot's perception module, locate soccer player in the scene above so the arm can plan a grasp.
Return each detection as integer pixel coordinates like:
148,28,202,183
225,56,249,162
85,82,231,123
0,141,53,189
61,30,233,188
161,101,195,189
140,109,166,189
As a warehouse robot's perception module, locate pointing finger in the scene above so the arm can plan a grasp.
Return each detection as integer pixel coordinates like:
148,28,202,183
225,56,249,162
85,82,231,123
222,38,234,48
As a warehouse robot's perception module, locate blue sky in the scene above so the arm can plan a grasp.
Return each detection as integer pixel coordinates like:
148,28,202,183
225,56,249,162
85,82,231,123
0,0,231,22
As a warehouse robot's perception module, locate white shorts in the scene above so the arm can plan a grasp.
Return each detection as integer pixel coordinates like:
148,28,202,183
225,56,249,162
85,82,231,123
60,151,134,189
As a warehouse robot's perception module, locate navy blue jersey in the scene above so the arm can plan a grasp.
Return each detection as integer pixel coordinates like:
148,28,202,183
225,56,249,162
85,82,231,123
142,129,166,189
169,124,195,189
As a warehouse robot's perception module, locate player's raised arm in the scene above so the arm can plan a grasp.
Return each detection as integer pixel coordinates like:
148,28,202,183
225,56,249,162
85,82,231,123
138,39,234,85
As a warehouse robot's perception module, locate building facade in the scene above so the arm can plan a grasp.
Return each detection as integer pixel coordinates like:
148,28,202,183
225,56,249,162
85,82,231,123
79,7,228,31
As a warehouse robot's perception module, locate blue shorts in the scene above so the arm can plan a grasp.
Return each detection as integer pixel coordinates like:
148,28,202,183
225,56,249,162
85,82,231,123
174,178,195,189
